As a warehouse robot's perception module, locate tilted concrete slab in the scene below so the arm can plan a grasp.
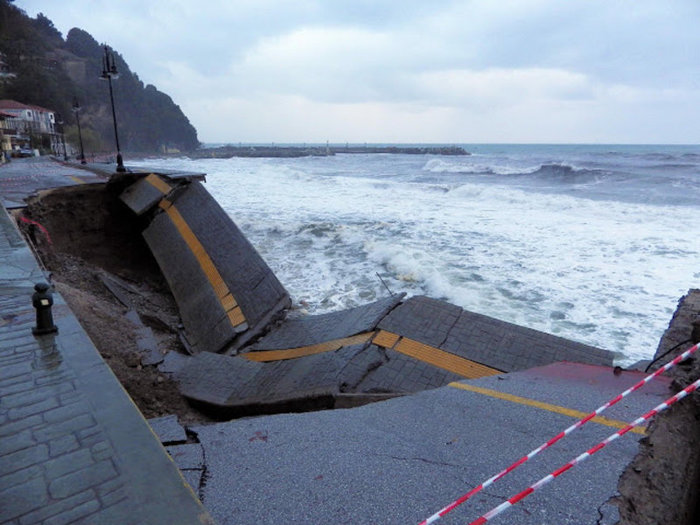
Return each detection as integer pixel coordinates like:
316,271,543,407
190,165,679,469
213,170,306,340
248,294,404,350
176,341,468,415
174,182,289,331
119,174,174,215
144,209,239,354
378,294,463,347
175,295,616,415
176,343,403,416
141,180,291,353
380,296,614,372
352,344,464,393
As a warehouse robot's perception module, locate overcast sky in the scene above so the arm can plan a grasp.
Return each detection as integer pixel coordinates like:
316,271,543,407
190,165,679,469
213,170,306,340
15,0,700,144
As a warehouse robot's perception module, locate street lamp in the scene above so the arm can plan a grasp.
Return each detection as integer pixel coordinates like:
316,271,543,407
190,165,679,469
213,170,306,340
99,44,125,173
71,98,86,164
60,121,68,161
54,114,68,160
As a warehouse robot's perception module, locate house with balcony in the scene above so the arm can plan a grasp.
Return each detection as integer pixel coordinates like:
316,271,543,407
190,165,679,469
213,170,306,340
0,99,61,155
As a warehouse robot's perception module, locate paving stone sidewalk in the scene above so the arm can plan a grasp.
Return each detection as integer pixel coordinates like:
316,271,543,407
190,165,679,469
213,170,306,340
0,193,213,523
0,157,106,208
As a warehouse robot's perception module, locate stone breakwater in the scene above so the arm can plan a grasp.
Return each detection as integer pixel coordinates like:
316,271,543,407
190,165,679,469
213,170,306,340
188,144,469,158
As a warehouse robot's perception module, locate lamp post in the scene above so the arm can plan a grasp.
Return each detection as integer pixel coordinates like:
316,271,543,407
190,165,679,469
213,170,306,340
60,126,68,161
55,114,68,160
99,44,125,173
71,98,86,164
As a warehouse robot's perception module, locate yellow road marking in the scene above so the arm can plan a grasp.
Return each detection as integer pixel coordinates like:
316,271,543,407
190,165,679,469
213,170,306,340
372,330,501,379
145,173,172,194
373,330,400,349
158,198,246,330
448,382,646,435
69,176,84,184
243,333,373,362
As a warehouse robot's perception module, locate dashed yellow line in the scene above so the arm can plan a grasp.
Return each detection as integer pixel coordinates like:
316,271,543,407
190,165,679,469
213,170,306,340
243,332,374,362
448,382,646,435
69,176,85,184
372,330,501,379
158,198,246,331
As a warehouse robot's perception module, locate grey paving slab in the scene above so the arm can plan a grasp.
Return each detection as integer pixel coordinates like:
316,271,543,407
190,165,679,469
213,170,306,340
175,352,263,407
0,190,213,524
378,295,462,347
193,363,671,524
147,415,187,444
0,158,106,208
176,340,469,414
173,182,290,332
249,294,404,350
118,175,170,215
158,349,190,374
378,296,614,372
144,209,236,354
142,180,291,353
443,308,614,371
176,349,348,412
353,345,464,394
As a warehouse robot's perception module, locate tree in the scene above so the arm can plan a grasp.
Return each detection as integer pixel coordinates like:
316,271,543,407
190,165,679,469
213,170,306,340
0,6,200,152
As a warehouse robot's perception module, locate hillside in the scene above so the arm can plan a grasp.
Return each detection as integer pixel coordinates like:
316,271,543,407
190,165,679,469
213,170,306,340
0,0,199,153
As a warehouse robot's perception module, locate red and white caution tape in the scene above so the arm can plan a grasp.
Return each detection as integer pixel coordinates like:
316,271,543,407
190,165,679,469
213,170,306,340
419,343,698,525
469,376,700,525
18,216,53,246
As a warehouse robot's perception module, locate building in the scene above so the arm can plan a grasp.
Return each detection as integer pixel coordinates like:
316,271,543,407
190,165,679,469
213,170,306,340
0,99,61,156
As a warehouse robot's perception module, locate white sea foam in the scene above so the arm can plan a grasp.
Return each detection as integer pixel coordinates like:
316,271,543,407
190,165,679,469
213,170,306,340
423,157,541,175
132,148,700,365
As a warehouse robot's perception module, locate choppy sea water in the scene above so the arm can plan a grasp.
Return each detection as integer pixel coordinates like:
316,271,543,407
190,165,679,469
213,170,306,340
132,144,700,365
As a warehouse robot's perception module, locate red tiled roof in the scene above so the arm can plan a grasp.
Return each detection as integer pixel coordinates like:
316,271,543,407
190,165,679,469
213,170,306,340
0,99,54,113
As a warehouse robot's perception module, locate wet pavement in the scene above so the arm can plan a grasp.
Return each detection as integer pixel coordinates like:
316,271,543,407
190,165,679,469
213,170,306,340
0,157,106,208
191,363,672,524
0,158,212,524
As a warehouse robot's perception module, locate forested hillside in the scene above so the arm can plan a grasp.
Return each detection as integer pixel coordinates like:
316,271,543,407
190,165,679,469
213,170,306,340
0,0,199,153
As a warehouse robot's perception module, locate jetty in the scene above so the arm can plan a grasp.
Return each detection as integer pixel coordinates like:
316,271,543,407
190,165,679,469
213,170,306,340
188,144,469,159
1,156,698,524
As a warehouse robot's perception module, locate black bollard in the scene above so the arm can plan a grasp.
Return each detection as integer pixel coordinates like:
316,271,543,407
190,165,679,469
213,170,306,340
32,282,58,335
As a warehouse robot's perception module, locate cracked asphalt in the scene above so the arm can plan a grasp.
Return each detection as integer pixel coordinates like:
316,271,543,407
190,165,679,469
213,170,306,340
191,363,672,524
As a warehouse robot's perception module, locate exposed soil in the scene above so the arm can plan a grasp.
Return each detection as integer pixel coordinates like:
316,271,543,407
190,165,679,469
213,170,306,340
17,182,213,425
615,289,700,525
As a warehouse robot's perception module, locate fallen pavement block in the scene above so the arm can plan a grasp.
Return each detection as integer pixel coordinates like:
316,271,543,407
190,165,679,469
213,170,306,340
148,414,187,444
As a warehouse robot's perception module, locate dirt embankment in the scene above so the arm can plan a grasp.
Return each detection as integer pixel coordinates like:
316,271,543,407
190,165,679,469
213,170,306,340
17,181,212,424
615,289,700,525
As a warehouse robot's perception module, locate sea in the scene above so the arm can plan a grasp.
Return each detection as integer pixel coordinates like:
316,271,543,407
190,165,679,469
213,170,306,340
131,144,700,366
